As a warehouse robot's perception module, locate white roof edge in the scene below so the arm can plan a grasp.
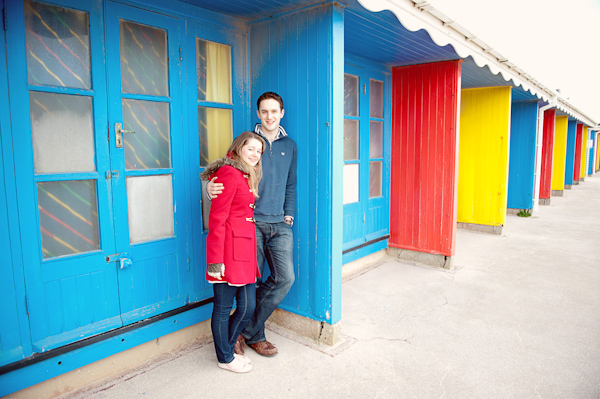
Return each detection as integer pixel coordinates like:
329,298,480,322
356,0,597,126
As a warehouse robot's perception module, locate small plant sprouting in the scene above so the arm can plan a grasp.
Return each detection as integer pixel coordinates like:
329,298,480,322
517,210,531,217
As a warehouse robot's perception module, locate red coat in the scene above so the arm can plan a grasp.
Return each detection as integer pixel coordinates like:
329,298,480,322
203,160,260,285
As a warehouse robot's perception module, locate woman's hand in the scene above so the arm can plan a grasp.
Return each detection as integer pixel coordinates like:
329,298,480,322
207,263,226,279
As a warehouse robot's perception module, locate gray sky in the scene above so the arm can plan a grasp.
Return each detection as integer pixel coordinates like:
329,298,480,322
430,0,600,123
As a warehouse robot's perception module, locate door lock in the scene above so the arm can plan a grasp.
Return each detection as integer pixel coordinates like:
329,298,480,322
115,123,135,148
107,252,132,269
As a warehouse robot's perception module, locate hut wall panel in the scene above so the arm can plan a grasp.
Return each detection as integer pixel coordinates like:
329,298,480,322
539,109,556,199
507,102,538,210
552,116,568,191
564,120,577,186
249,3,343,322
390,60,461,257
458,87,512,227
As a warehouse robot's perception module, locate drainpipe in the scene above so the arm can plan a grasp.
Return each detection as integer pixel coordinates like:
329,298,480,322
532,101,555,213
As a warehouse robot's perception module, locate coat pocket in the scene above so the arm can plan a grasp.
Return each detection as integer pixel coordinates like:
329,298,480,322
231,224,254,262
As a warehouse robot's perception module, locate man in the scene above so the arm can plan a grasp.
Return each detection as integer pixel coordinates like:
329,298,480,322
207,92,297,356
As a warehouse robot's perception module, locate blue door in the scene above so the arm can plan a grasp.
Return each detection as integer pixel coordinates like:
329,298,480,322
6,0,188,351
343,64,390,262
105,2,188,325
184,19,249,302
6,0,120,352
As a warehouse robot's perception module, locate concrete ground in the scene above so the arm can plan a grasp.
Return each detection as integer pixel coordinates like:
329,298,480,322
63,176,600,399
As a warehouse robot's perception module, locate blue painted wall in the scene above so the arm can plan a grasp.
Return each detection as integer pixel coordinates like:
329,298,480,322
565,120,577,186
249,2,344,323
507,102,538,210
0,14,31,369
588,131,596,175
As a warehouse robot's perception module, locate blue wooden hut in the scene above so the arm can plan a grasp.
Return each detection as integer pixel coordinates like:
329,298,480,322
1,0,597,395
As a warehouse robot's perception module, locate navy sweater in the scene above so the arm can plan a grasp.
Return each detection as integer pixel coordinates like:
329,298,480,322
254,124,297,223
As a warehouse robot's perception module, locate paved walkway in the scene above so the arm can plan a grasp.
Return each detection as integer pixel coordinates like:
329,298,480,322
64,176,600,399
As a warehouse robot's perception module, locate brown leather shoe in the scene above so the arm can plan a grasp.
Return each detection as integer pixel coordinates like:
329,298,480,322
248,340,278,356
234,335,245,355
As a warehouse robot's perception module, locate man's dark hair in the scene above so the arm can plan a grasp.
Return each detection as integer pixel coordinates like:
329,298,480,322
256,92,284,111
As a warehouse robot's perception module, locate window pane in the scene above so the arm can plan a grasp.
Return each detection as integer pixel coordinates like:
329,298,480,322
344,74,358,117
197,39,232,103
199,107,232,167
25,0,91,89
127,175,174,243
369,161,382,198
120,20,168,96
370,79,383,118
370,121,383,159
38,180,99,258
343,164,359,204
123,99,170,170
344,119,359,161
30,91,95,173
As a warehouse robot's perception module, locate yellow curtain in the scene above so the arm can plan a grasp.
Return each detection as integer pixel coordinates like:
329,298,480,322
197,40,233,164
206,108,232,162
206,42,231,104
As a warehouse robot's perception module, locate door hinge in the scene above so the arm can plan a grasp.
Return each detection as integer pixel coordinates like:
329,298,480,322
187,258,190,272
363,213,365,223
24,295,31,315
179,45,183,61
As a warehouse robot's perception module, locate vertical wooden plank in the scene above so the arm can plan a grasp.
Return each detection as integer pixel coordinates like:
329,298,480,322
573,123,583,182
564,120,577,186
458,86,511,227
581,126,589,179
390,60,461,256
77,274,93,326
552,116,568,191
539,109,556,199
249,3,340,323
596,133,600,171
507,102,538,210
0,2,30,362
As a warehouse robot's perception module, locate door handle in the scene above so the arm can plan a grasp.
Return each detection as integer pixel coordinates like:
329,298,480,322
115,123,135,148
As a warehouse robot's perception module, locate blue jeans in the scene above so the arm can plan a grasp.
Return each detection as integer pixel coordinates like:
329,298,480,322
242,221,295,345
211,283,256,363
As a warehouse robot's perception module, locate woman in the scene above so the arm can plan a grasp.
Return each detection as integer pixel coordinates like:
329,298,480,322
200,131,266,373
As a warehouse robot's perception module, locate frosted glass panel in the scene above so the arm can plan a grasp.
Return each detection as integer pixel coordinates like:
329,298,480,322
344,74,359,117
127,175,174,243
343,164,359,204
370,79,384,118
370,121,383,159
369,161,382,198
38,180,99,258
25,0,91,89
120,20,168,96
197,39,232,103
30,91,95,173
344,119,359,161
199,107,232,167
123,99,170,170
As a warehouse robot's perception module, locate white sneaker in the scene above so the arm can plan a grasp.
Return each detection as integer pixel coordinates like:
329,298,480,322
234,353,252,364
218,357,252,373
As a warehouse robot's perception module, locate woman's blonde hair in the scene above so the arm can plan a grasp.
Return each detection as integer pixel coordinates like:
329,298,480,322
227,132,266,198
